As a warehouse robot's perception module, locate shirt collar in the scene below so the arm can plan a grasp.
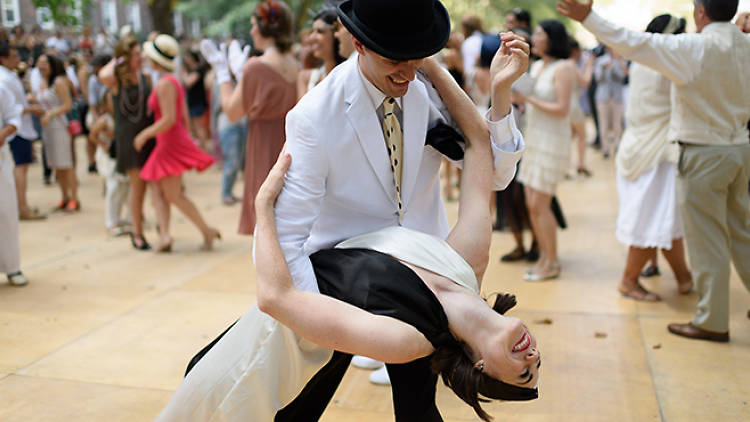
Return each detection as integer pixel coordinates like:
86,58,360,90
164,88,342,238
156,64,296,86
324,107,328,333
357,60,403,111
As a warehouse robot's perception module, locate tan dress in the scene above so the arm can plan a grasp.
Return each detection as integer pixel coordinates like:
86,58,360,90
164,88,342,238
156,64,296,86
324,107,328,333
517,60,572,195
238,58,297,235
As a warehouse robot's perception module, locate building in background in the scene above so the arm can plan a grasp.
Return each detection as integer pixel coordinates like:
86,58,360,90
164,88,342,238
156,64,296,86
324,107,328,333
1,0,202,38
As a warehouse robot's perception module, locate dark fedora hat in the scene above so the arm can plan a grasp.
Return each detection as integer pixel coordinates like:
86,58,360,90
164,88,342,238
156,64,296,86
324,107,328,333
337,0,450,61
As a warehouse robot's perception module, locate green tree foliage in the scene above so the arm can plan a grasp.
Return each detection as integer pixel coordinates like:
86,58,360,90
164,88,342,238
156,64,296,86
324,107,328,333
177,0,326,38
31,0,91,27
442,0,563,32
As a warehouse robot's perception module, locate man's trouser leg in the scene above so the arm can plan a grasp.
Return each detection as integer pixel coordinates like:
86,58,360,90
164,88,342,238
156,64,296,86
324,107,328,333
726,144,750,292
275,354,442,422
677,145,736,332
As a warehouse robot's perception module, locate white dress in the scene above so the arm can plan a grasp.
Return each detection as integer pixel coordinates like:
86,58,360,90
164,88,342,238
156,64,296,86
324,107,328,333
517,60,572,194
615,63,683,249
155,227,478,421
38,86,73,169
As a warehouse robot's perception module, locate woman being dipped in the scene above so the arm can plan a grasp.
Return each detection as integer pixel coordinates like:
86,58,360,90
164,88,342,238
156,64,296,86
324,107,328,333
297,8,346,99
512,20,576,281
99,36,170,250
134,35,219,252
201,0,298,235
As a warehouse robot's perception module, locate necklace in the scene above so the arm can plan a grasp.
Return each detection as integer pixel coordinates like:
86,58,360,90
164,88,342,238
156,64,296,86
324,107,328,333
119,73,145,124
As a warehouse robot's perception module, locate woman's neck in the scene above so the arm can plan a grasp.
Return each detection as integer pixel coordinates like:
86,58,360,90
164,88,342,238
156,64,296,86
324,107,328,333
541,54,555,64
433,287,501,356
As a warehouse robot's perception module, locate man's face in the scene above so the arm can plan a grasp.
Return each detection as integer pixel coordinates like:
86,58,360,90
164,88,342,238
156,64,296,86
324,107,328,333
505,14,519,31
0,48,20,70
354,39,424,98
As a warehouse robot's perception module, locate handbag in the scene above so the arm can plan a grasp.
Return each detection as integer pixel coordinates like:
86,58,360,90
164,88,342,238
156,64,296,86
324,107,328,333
67,120,83,137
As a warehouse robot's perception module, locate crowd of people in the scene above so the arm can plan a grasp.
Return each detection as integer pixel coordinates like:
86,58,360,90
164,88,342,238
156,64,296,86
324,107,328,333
1,0,749,420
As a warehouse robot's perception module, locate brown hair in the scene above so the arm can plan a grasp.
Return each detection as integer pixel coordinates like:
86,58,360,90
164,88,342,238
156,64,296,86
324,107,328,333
431,293,537,421
114,35,139,87
461,15,485,38
253,0,295,53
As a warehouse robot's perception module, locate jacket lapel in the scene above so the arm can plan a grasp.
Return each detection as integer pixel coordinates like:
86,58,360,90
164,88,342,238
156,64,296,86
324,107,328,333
344,62,397,205
400,80,429,207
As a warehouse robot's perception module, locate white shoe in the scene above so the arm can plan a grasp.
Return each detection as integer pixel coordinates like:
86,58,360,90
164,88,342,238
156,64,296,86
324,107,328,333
369,366,391,386
351,356,384,370
7,272,29,286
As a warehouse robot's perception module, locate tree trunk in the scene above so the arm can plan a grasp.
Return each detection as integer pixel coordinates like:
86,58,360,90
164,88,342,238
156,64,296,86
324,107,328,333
294,0,313,33
149,0,174,35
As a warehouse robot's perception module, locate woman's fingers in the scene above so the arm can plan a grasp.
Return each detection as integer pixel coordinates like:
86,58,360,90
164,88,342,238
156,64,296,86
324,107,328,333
256,152,292,206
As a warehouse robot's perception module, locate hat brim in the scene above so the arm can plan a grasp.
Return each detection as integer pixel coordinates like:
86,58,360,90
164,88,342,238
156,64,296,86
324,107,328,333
143,41,175,72
337,1,450,61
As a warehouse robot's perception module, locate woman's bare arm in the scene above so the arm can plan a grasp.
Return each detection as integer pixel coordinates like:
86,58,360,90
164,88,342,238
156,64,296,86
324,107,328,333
218,77,245,122
98,58,117,92
254,153,433,363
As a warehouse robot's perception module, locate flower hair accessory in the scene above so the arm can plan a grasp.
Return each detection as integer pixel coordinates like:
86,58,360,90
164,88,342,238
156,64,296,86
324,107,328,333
258,0,280,24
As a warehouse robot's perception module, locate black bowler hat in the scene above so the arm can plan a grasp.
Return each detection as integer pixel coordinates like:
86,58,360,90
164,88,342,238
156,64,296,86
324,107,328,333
337,0,451,61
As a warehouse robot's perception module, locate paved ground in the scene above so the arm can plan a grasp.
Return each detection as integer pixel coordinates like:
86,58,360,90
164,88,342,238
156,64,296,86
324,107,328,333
1,141,748,421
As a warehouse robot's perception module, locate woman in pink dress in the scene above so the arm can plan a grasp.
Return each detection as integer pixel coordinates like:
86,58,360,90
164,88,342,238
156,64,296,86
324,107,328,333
134,35,219,252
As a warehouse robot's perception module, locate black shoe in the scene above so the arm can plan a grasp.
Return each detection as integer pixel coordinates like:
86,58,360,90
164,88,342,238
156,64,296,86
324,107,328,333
501,247,526,262
131,234,152,251
641,265,660,278
88,163,98,174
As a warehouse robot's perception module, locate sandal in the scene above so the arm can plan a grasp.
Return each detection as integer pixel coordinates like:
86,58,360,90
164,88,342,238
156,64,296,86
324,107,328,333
20,210,47,221
618,282,661,302
201,229,221,251
131,234,152,251
577,167,592,177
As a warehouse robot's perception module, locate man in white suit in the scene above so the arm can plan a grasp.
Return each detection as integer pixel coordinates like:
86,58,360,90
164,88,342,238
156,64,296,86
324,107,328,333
559,0,750,342
272,0,528,420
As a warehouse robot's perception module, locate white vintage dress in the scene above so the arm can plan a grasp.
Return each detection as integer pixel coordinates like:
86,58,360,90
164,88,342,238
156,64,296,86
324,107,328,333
517,60,572,194
615,63,683,249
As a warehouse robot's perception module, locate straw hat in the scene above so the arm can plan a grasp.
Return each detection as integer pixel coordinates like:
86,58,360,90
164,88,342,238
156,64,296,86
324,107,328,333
143,34,179,71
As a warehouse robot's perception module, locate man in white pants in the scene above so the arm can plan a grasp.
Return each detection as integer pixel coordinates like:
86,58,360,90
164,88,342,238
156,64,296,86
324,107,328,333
0,85,27,286
559,0,750,341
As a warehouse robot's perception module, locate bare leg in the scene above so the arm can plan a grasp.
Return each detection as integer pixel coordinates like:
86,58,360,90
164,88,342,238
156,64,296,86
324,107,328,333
572,121,589,174
13,164,29,215
56,168,72,202
660,238,693,294
159,175,219,248
66,168,78,202
191,116,210,153
127,169,147,242
619,246,661,301
149,181,171,246
525,187,557,275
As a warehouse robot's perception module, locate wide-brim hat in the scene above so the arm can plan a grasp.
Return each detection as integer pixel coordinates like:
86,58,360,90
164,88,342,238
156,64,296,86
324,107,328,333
144,34,179,72
337,0,450,61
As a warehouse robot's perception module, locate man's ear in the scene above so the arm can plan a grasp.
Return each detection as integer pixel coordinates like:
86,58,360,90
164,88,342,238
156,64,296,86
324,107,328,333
353,38,366,55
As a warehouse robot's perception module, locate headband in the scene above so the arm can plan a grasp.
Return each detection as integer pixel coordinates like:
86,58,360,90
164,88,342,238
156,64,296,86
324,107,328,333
663,15,683,34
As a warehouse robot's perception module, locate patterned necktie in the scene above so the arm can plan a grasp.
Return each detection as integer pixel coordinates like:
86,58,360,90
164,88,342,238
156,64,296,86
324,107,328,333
381,97,404,221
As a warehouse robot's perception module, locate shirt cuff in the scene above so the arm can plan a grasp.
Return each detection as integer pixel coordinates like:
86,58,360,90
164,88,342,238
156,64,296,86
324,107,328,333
485,107,523,153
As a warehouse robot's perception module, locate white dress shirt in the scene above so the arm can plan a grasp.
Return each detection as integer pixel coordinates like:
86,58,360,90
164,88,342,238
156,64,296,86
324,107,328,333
583,11,750,145
0,66,38,142
0,85,23,140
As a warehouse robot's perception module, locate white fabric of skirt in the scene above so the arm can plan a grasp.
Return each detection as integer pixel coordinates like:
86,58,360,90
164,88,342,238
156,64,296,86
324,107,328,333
0,144,20,274
615,161,683,249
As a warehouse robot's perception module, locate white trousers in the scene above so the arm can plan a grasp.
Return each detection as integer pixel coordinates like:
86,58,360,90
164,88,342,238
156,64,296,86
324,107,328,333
0,144,20,275
96,148,130,229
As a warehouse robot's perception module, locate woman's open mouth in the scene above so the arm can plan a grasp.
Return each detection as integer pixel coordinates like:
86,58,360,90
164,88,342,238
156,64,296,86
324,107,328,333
513,332,530,353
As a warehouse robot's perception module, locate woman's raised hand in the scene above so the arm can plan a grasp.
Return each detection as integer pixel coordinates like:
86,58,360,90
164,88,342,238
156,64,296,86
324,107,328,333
228,40,251,81
199,40,231,84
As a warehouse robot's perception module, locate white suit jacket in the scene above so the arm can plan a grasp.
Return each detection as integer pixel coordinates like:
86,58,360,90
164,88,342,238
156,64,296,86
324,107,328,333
273,58,524,292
